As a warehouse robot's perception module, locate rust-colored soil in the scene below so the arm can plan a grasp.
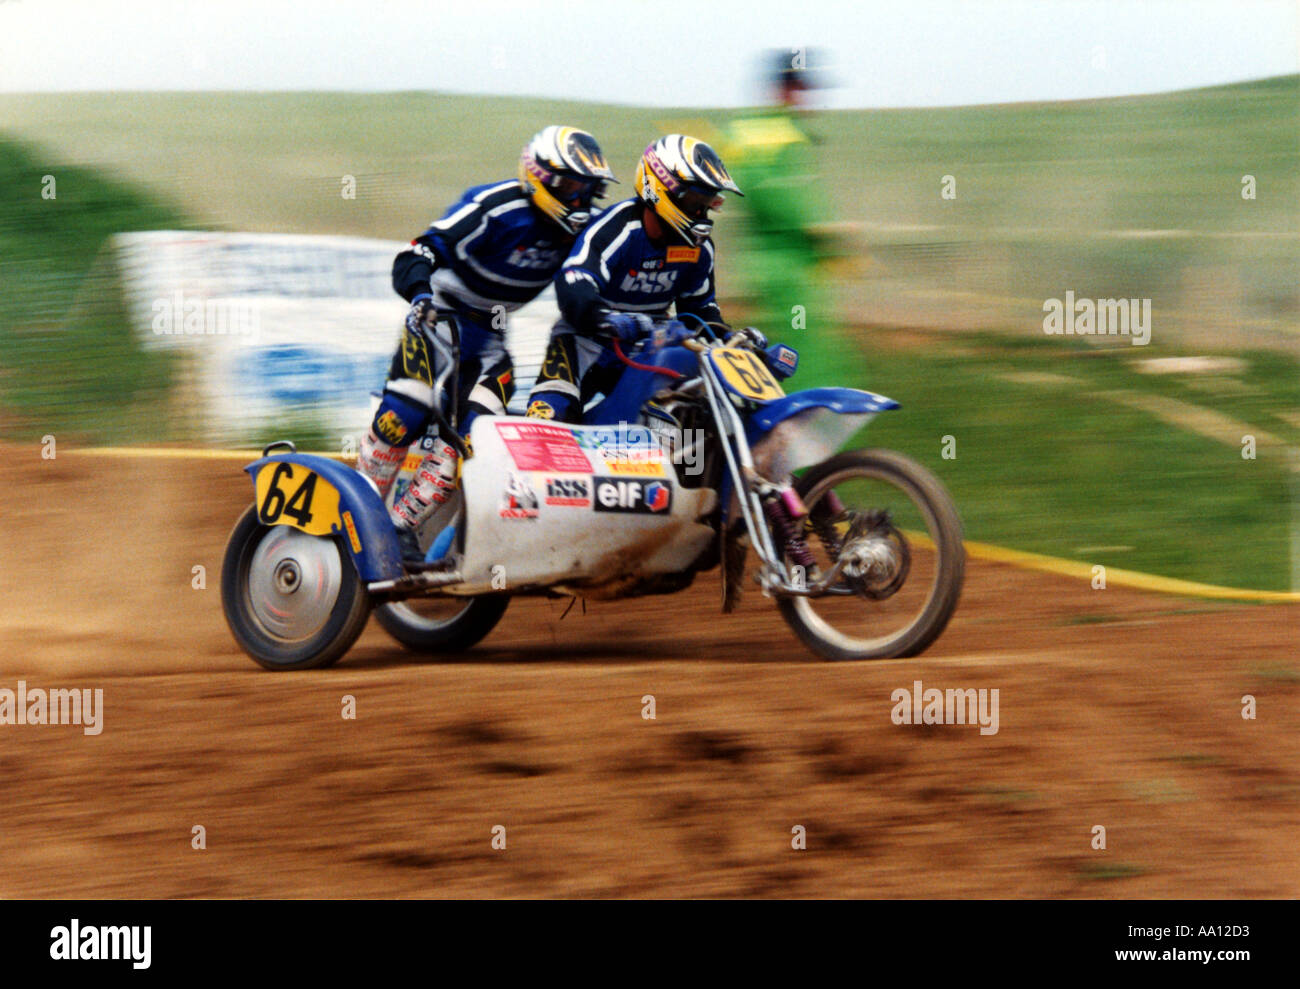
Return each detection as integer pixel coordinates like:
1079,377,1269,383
1,446,1296,898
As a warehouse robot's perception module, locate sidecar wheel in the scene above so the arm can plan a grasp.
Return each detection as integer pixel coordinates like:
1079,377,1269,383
374,596,509,653
221,504,371,671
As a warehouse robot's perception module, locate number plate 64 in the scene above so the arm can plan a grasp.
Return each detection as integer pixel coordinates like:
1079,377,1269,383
708,347,785,402
254,461,343,536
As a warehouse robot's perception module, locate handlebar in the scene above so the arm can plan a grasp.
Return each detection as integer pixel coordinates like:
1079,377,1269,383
610,337,686,379
601,314,764,376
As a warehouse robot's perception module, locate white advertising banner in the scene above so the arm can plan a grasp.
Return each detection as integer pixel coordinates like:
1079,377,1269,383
111,230,558,444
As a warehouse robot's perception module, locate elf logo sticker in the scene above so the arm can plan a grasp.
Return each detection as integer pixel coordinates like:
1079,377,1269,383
593,477,672,514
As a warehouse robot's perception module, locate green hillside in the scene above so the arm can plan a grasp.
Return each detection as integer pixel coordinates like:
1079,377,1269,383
2,78,1295,344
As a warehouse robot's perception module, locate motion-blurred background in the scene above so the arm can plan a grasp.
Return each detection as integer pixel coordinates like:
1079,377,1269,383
1,0,1299,904
2,0,1297,591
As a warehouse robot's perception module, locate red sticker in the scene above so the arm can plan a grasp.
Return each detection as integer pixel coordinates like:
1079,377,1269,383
495,422,593,474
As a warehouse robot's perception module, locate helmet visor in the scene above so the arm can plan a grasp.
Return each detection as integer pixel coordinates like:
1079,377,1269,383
677,185,725,220
548,173,604,207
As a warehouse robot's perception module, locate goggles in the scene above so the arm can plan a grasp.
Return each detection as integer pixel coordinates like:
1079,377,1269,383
547,173,606,206
676,185,725,219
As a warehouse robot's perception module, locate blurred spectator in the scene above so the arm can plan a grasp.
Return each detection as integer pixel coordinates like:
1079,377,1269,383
722,48,858,387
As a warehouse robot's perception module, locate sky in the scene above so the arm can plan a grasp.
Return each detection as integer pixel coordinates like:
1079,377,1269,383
0,0,1296,108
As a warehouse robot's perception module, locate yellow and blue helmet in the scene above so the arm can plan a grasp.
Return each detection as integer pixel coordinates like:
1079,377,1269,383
518,125,617,235
634,134,743,246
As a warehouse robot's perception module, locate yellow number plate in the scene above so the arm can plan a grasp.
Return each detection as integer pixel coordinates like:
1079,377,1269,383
709,347,785,402
254,462,342,536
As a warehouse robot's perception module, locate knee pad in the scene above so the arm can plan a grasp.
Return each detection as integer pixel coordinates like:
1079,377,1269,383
525,390,578,423
372,389,432,448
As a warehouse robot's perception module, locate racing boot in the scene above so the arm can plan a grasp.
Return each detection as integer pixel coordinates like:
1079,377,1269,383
356,428,408,500
389,440,460,565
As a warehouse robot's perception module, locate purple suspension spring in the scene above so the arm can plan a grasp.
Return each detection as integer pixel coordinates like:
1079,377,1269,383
764,494,815,570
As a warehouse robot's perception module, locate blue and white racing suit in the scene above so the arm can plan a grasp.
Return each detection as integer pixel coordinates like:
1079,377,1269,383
525,197,725,422
374,179,579,449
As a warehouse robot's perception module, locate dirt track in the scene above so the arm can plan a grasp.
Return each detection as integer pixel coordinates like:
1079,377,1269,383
1,445,1297,898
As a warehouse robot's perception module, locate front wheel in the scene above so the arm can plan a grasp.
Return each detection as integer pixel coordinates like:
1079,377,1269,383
776,449,964,660
221,505,371,670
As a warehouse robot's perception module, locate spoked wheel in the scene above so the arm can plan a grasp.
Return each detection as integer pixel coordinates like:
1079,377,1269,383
373,596,509,653
776,449,964,660
221,504,371,670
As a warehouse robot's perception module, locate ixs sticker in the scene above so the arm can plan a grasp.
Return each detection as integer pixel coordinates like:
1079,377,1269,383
499,472,539,519
618,268,679,294
544,477,590,507
592,477,672,514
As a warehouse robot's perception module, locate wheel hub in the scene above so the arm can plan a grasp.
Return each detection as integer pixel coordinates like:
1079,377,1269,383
248,528,342,641
842,536,898,579
838,524,911,600
274,559,302,593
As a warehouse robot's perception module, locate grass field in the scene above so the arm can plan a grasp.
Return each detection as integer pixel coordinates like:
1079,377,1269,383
0,79,1296,589
857,332,1298,591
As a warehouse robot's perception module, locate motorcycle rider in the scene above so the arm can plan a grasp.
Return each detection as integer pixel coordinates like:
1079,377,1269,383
525,134,743,423
357,125,616,560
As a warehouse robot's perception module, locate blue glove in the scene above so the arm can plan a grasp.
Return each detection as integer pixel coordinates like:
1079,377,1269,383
406,294,436,335
657,319,695,346
601,312,655,343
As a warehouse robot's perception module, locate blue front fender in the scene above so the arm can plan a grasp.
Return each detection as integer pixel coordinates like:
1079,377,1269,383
243,453,404,582
745,387,900,445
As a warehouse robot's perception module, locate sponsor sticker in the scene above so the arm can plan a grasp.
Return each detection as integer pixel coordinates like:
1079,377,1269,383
666,246,700,264
605,459,665,477
375,410,407,445
341,510,362,552
499,471,540,519
496,422,592,473
592,477,673,514
544,477,590,507
574,425,668,475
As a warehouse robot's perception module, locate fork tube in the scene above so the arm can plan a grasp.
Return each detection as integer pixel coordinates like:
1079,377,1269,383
699,362,784,573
